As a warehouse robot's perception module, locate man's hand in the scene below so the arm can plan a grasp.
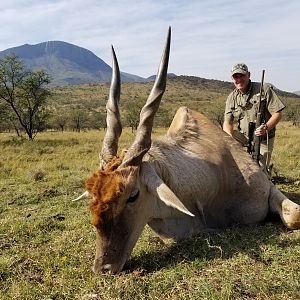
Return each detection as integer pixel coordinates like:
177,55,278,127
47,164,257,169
255,124,268,136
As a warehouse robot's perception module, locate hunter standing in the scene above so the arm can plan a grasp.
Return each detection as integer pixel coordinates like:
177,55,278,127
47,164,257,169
223,63,285,174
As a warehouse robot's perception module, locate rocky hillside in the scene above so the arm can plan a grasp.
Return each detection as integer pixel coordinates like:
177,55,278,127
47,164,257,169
0,41,145,86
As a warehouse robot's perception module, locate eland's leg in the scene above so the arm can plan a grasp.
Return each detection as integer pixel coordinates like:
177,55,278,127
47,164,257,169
269,185,300,229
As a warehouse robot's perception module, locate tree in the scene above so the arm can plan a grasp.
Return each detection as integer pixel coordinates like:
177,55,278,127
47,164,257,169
0,54,51,139
87,110,107,130
284,103,300,127
155,104,174,128
69,108,89,132
48,111,68,132
204,99,225,127
0,102,22,135
124,98,144,132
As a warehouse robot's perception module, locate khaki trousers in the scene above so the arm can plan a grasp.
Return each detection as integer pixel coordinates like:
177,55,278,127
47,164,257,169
260,137,275,169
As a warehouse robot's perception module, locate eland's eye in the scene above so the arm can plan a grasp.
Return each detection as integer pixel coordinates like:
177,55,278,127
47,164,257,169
127,191,139,203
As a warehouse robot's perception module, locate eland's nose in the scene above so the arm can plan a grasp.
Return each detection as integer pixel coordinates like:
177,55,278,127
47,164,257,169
93,263,112,274
102,264,112,272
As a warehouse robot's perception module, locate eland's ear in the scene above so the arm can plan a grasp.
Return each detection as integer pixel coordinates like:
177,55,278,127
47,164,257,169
141,162,194,217
155,181,195,217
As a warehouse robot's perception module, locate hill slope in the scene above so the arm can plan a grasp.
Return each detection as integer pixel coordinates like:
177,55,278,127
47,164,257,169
0,41,145,86
0,42,299,95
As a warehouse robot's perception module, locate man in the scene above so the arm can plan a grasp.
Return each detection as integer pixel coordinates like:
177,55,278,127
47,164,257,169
223,63,285,174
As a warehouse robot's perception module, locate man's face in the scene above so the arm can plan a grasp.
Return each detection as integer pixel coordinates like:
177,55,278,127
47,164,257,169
231,72,250,93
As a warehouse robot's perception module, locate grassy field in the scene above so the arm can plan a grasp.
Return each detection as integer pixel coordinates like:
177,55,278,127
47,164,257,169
0,122,299,300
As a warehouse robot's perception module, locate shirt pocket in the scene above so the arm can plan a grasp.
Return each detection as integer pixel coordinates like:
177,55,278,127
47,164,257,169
250,94,260,113
233,106,244,121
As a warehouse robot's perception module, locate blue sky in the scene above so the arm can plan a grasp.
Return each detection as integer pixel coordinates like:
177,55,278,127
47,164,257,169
1,0,299,92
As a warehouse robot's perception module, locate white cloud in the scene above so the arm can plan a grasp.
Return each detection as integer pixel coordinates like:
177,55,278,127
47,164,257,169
0,0,299,91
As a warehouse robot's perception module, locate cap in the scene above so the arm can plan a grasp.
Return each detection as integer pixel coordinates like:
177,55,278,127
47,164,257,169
231,63,248,75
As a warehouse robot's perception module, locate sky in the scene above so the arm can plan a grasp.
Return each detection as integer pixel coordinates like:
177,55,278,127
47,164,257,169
1,0,299,92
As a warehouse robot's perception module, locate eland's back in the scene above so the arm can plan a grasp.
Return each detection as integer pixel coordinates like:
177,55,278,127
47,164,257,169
145,106,270,232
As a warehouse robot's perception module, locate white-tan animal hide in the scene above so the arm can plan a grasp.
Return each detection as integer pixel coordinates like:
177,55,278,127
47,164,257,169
82,28,300,274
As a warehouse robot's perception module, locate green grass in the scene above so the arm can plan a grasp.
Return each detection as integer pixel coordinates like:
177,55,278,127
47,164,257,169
0,123,299,300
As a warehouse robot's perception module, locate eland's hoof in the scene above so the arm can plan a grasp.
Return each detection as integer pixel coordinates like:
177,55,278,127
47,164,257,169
282,199,300,230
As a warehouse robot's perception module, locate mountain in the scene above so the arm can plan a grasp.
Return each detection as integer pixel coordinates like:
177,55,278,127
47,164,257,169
147,73,177,81
0,41,146,86
0,41,298,96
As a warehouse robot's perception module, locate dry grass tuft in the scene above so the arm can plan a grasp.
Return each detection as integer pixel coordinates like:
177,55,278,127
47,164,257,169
28,169,47,181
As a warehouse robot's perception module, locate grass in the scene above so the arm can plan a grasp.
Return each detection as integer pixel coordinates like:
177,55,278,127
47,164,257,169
0,122,299,300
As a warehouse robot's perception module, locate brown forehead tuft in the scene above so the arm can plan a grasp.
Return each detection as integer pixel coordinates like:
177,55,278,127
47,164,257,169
103,155,124,171
85,153,139,227
85,167,124,226
85,153,136,227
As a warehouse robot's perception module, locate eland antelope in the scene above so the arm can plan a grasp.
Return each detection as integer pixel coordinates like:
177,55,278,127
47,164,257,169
79,28,300,274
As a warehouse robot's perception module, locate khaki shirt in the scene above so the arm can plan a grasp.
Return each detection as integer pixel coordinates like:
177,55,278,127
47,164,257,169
224,81,285,138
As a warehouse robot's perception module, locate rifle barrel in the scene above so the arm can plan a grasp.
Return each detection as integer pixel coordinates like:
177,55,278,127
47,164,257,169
258,69,265,112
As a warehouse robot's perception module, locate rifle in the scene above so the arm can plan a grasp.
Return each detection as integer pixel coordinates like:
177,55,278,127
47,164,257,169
252,70,266,164
247,121,255,154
